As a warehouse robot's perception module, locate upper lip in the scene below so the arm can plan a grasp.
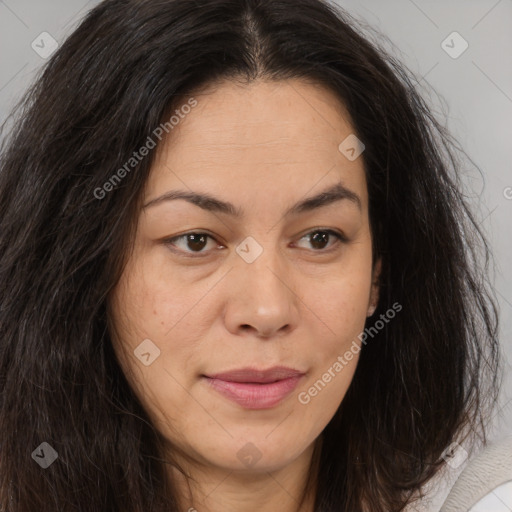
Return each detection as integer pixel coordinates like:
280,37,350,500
204,366,305,383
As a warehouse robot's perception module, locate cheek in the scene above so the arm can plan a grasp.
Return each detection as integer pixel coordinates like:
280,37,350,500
296,356,358,443
111,250,202,343
296,260,372,409
296,280,367,421
109,287,200,439
108,257,209,412
306,263,373,346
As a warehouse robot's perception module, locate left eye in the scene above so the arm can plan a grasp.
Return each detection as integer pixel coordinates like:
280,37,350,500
163,229,345,257
294,229,346,251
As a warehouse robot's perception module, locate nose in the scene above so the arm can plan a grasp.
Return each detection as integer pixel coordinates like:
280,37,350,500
223,248,300,339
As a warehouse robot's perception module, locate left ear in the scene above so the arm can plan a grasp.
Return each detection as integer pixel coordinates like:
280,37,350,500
367,257,382,317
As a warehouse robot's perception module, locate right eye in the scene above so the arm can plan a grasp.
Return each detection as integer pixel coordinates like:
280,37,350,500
162,232,225,257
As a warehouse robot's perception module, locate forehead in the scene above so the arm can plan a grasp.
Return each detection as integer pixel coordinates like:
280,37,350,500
146,78,368,210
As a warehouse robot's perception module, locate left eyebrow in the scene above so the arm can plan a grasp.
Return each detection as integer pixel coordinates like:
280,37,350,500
142,181,362,216
285,182,362,217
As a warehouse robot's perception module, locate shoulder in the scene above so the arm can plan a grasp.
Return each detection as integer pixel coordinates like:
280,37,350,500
404,459,467,511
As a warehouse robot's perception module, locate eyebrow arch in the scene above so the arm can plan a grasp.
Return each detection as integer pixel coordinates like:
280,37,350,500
142,182,362,217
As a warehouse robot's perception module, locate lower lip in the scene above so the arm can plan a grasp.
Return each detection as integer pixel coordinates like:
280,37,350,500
203,375,303,409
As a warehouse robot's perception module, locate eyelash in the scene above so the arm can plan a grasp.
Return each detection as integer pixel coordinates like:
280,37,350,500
162,228,348,258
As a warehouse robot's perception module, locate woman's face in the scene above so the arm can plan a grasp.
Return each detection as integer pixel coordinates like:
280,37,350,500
110,78,379,476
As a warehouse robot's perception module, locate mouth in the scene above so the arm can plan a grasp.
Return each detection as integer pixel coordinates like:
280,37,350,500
202,366,306,410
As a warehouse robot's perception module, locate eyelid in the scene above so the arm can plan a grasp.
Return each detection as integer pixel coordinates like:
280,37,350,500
292,228,347,252
162,227,348,258
296,227,348,243
162,231,224,258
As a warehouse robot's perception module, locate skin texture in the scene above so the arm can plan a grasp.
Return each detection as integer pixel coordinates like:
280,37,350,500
110,78,381,512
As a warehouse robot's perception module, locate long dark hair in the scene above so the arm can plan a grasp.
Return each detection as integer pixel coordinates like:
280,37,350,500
0,0,502,510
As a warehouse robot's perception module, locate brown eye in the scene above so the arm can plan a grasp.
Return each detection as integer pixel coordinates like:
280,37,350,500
294,229,346,251
164,232,221,256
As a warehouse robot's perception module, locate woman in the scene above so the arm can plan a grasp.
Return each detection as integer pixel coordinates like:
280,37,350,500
0,0,502,510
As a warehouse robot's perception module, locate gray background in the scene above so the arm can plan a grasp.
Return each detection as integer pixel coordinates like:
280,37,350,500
0,0,511,506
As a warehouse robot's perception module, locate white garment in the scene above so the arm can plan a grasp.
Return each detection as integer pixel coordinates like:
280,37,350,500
468,481,512,512
403,435,512,511
440,434,512,512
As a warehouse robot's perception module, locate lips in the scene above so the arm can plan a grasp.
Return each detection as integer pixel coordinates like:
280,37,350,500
205,366,304,383
203,366,305,409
